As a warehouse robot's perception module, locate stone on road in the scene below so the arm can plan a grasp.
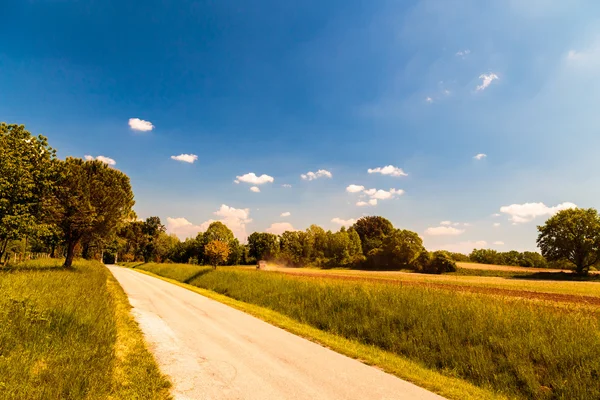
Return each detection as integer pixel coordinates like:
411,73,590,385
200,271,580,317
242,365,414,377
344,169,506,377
108,266,445,400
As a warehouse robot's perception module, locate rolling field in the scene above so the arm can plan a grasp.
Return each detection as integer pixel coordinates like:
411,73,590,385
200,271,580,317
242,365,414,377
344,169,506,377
0,259,171,399
129,262,600,399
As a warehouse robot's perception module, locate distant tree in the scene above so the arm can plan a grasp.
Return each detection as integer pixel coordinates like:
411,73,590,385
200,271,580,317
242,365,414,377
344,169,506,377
203,222,234,244
248,232,279,261
422,251,457,274
537,208,600,276
280,230,306,266
204,240,230,269
352,216,394,257
47,158,134,268
469,248,501,265
0,123,56,261
521,251,547,268
447,252,470,262
141,216,166,262
382,229,426,269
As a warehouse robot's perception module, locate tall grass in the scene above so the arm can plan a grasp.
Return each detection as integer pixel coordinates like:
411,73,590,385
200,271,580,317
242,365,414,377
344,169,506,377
0,259,171,399
138,263,600,399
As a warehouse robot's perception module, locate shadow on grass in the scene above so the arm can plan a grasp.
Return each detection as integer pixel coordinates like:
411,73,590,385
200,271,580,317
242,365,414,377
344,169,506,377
514,271,600,282
184,268,213,284
0,265,78,273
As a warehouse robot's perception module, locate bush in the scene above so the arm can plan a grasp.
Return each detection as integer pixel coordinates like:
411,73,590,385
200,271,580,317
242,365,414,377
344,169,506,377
422,251,457,274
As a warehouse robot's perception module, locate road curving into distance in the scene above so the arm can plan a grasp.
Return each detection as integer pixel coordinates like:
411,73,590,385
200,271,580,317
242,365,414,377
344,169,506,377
108,265,445,400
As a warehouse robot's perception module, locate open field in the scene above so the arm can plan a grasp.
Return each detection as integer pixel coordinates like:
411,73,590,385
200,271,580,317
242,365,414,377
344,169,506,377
0,259,171,399
129,262,600,399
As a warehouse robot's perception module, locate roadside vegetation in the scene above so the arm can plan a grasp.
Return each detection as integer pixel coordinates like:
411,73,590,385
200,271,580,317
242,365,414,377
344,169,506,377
0,259,171,399
130,262,600,399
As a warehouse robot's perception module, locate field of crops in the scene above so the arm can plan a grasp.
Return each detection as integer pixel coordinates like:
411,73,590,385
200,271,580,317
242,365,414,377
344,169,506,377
130,262,600,399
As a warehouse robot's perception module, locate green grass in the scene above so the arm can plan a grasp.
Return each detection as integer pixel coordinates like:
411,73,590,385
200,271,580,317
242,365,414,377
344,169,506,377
0,259,171,399
134,262,600,400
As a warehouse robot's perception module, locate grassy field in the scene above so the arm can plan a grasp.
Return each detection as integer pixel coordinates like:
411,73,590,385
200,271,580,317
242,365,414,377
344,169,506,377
0,259,171,399
130,262,600,400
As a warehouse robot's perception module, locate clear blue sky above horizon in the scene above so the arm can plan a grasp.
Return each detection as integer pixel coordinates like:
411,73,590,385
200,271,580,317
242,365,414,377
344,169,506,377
2,0,600,252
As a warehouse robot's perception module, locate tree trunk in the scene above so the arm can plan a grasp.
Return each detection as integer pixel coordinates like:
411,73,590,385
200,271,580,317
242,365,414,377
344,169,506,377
0,238,8,264
50,243,56,258
64,240,78,268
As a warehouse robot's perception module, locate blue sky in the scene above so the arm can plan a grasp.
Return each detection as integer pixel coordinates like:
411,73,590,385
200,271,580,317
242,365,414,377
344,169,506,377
2,0,600,252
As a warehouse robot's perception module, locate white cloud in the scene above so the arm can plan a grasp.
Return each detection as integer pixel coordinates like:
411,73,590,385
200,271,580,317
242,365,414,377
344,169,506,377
128,118,154,132
166,217,202,239
493,241,505,245
425,97,433,104
84,155,116,166
424,226,465,236
280,212,291,217
440,221,452,226
167,205,252,241
367,165,408,177
170,154,198,164
346,184,365,193
282,184,292,188
368,199,378,206
491,213,501,217
437,240,488,254
493,222,501,227
236,172,274,185
250,186,260,193
474,153,487,160
476,73,499,91
301,169,332,181
331,217,357,226
456,49,471,57
266,222,295,235
499,202,577,224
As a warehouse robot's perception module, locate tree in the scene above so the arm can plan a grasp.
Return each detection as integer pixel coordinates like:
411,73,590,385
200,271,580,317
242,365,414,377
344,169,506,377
537,208,600,276
248,232,279,261
0,123,56,261
48,158,134,268
352,216,394,255
422,251,457,274
141,216,166,262
382,229,426,269
204,240,230,269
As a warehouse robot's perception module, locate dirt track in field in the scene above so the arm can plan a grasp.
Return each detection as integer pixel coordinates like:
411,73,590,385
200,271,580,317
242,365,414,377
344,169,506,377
275,270,600,307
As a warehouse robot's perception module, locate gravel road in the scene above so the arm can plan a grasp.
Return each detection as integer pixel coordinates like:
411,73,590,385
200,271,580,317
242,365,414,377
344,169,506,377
108,265,445,400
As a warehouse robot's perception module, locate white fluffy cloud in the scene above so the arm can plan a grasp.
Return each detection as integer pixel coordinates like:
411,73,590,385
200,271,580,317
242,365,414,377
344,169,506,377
456,49,471,57
280,212,291,217
491,213,501,217
250,186,260,193
128,118,154,132
424,226,465,236
476,73,499,91
473,153,487,160
425,97,433,104
236,172,274,185
167,204,253,240
493,241,505,245
367,165,408,177
301,169,332,181
438,240,488,254
282,184,292,188
266,222,295,235
331,217,357,226
440,221,452,225
356,199,378,207
166,217,203,239
170,154,198,164
84,155,116,166
499,202,577,224
346,184,365,193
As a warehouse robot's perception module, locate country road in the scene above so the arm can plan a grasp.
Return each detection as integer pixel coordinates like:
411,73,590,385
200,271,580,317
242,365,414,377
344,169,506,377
108,266,445,400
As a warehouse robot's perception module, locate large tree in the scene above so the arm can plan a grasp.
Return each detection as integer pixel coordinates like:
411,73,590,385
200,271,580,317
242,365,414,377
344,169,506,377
0,123,56,261
248,232,279,261
48,158,134,267
537,208,600,276
204,240,230,269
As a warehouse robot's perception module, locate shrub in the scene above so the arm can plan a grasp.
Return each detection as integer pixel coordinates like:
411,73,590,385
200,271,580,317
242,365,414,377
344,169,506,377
422,251,457,274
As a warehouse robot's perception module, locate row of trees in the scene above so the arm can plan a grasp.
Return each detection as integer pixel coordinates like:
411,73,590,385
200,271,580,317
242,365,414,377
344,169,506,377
1,123,134,267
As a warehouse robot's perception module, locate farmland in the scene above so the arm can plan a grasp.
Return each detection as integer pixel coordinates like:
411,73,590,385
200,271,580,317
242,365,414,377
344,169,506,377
125,261,600,399
0,260,171,399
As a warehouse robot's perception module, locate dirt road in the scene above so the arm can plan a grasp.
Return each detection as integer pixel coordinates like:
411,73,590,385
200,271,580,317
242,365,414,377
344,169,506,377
108,266,444,400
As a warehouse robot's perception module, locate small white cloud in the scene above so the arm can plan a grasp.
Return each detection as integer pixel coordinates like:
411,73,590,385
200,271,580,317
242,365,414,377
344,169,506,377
440,221,452,226
493,241,505,245
250,186,261,193
424,226,465,236
356,200,376,207
301,169,332,181
236,172,274,185
476,73,499,91
456,49,471,57
367,165,408,177
84,155,116,166
363,188,376,196
491,213,501,217
368,199,378,206
346,184,365,193
331,217,357,226
474,153,487,160
425,97,433,104
493,222,501,227
234,180,240,184
128,118,154,132
266,222,295,235
499,202,577,224
170,154,198,164
282,184,292,188
166,217,202,239
280,212,291,217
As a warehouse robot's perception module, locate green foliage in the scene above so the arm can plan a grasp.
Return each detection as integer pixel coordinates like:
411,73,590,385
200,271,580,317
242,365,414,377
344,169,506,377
0,260,170,398
248,232,279,260
0,123,57,260
537,208,600,275
381,229,426,269
141,264,600,400
352,216,394,262
204,240,230,268
47,158,135,267
422,251,457,274
469,248,548,269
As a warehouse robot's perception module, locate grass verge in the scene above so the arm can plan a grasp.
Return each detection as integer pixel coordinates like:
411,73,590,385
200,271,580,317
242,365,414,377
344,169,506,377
131,266,504,400
0,259,171,399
